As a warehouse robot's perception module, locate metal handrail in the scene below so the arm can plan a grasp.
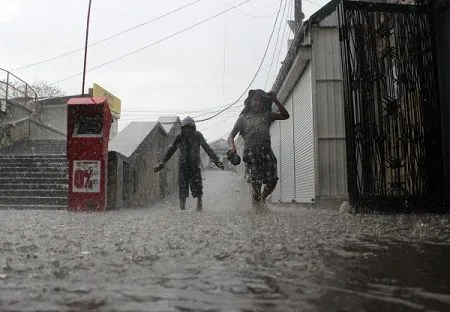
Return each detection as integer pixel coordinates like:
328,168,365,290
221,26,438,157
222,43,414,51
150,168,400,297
0,67,38,113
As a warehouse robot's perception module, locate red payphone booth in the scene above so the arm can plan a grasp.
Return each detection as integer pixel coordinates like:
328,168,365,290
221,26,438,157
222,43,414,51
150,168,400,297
67,97,112,211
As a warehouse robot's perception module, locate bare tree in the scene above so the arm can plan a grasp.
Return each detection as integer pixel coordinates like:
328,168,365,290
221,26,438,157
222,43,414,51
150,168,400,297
31,80,65,98
0,79,65,100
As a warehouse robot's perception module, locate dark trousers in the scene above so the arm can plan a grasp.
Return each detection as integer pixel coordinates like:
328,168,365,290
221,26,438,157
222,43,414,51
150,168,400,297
178,167,203,200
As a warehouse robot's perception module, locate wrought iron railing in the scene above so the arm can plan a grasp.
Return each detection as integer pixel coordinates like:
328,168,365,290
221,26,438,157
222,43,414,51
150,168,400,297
0,67,38,114
338,1,444,210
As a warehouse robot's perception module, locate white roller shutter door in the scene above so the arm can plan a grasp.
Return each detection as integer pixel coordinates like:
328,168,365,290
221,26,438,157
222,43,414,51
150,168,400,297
293,63,316,202
280,94,295,203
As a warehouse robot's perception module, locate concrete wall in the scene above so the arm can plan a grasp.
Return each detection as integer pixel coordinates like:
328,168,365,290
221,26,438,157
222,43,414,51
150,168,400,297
29,120,66,140
0,119,29,149
1,100,35,124
38,104,67,134
37,100,119,140
163,123,181,195
108,123,179,209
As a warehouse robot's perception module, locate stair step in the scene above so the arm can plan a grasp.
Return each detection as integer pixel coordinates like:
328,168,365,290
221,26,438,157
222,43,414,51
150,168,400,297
0,204,66,210
0,167,67,173
0,150,70,210
0,163,67,168
0,196,67,206
0,184,68,190
0,155,66,159
0,172,67,178
0,178,67,185
0,190,67,197
0,159,68,167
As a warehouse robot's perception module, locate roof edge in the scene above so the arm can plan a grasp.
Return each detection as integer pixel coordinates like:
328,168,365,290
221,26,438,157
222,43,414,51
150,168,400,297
272,0,341,94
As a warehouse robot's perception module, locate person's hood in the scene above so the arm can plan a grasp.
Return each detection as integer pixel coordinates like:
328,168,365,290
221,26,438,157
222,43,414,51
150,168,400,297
181,116,196,129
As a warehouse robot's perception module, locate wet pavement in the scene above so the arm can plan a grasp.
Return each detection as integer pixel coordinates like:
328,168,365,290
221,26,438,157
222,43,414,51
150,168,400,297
1,170,450,311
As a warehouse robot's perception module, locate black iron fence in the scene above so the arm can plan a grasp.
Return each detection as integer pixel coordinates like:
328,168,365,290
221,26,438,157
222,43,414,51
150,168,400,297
338,1,444,211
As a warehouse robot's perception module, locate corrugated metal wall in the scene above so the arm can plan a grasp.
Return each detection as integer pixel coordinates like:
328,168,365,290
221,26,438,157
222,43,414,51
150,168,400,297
280,94,296,202
293,63,315,202
270,120,281,203
312,11,348,198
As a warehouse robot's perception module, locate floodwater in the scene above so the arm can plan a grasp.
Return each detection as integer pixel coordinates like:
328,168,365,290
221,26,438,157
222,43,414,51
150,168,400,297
0,171,449,311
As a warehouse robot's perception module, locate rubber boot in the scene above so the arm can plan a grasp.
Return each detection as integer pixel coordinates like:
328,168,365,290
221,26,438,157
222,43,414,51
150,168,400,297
180,198,186,210
196,196,203,211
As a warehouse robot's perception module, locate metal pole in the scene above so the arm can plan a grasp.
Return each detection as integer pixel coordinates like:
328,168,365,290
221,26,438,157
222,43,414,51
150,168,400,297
295,0,302,22
82,0,93,96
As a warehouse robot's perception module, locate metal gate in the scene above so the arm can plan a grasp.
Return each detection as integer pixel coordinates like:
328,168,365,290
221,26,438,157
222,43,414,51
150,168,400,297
338,1,444,210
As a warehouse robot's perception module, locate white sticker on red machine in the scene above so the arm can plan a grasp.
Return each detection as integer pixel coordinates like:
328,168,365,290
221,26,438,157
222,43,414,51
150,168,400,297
72,160,101,193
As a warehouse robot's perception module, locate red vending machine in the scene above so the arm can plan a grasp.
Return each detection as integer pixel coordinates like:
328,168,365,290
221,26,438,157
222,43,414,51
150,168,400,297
67,97,112,211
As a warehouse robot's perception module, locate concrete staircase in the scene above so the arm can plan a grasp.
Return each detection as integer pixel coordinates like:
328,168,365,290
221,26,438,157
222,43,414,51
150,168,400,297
0,140,66,155
0,155,68,210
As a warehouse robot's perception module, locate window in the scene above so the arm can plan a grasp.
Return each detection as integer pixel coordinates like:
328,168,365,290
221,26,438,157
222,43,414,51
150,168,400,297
74,117,103,137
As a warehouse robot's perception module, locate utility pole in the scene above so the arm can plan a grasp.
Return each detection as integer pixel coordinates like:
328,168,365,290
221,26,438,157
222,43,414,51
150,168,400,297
82,0,93,96
295,0,303,22
288,0,305,35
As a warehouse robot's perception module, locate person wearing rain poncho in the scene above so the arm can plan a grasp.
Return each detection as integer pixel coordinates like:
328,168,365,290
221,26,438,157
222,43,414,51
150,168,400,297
228,90,290,206
154,116,224,211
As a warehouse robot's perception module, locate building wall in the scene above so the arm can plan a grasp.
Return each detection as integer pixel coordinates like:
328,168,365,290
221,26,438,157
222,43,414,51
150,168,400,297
38,102,119,140
163,123,181,195
269,8,348,203
124,127,167,207
311,11,348,199
39,104,67,134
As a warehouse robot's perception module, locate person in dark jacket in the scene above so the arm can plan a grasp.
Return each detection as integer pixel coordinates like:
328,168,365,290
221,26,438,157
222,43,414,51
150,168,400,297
154,116,224,210
228,90,289,206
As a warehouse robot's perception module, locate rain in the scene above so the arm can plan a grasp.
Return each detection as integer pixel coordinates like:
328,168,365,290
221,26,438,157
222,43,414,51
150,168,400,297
1,0,450,311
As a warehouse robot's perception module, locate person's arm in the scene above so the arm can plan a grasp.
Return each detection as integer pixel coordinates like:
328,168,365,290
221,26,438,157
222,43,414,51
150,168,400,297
162,135,181,163
268,91,290,120
154,135,181,172
227,116,243,153
200,134,224,169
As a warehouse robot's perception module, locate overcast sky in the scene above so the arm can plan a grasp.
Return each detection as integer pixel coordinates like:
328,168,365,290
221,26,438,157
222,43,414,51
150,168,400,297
0,0,328,141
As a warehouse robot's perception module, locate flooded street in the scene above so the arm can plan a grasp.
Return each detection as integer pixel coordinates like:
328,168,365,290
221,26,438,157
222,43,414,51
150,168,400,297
0,171,450,311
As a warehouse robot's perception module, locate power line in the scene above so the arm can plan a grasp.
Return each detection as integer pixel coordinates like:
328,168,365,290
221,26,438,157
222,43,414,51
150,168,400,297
264,0,289,89
222,3,228,96
304,0,323,7
50,0,252,85
120,100,243,115
12,0,202,71
192,104,243,118
194,0,284,123
270,0,293,87
235,7,278,19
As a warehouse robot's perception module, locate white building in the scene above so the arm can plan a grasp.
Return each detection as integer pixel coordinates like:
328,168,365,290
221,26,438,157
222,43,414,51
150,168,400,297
268,0,348,204
266,0,437,208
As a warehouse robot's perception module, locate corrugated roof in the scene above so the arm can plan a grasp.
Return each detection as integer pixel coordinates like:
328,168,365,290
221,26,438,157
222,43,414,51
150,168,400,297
109,121,160,157
157,116,180,133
